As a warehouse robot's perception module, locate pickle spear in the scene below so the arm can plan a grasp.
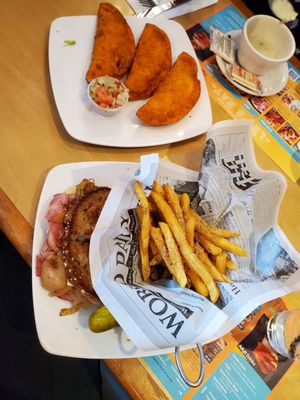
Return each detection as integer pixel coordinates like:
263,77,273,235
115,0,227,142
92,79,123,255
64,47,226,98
89,306,118,333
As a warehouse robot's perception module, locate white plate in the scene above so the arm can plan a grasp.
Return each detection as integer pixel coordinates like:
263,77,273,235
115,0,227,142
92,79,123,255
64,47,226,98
215,30,289,97
32,161,186,358
49,16,212,147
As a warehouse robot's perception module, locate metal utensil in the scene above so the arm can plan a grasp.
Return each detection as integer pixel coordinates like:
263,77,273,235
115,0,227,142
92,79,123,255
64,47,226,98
137,0,157,8
136,0,191,18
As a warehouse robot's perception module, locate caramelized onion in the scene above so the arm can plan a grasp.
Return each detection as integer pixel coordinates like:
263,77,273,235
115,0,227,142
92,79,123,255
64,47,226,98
49,286,71,297
41,255,67,292
59,302,83,316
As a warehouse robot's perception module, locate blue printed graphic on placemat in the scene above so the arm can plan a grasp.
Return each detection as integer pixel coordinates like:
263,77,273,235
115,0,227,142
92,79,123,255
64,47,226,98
288,62,300,83
243,102,260,117
200,5,245,33
143,355,189,400
192,352,270,400
186,5,245,63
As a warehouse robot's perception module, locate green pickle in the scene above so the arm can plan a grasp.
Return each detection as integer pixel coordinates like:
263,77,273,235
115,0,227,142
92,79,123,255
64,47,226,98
88,306,118,333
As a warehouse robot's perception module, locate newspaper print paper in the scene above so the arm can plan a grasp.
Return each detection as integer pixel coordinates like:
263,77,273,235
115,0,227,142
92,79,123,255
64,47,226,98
90,119,300,351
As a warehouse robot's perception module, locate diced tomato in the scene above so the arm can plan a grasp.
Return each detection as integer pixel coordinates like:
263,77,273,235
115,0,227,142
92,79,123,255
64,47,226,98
95,86,106,95
94,86,114,107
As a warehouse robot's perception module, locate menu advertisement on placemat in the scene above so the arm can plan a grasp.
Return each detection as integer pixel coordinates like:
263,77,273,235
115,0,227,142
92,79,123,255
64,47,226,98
184,2,300,183
141,298,295,400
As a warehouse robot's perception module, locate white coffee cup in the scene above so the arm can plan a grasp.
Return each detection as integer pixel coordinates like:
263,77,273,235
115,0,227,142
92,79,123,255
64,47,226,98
237,14,296,75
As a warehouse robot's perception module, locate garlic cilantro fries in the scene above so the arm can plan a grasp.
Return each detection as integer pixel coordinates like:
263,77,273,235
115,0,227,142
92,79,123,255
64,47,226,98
159,222,187,288
134,180,248,303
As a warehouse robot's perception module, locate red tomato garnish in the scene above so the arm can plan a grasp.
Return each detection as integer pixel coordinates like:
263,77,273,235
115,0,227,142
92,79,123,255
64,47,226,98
94,86,114,107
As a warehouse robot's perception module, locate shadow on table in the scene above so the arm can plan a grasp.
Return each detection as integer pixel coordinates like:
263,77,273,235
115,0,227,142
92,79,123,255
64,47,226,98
0,232,131,400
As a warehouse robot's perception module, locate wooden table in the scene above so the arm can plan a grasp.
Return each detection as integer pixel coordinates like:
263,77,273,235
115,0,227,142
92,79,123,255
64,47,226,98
0,0,299,398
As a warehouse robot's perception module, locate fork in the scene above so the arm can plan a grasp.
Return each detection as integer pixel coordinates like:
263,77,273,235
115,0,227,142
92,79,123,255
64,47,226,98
136,0,159,6
136,8,152,17
135,0,157,18
136,0,160,18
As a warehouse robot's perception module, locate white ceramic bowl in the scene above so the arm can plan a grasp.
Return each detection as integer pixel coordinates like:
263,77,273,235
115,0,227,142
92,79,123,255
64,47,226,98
237,14,296,75
87,76,129,117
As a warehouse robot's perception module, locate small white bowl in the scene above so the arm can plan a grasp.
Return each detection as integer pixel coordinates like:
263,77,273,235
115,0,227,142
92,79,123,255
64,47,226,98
87,76,129,117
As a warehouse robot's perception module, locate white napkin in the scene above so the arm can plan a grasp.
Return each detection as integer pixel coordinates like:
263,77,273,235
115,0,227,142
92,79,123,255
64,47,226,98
127,0,218,19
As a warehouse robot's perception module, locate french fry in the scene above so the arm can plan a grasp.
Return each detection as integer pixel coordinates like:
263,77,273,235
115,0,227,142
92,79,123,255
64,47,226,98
159,222,187,288
186,268,209,297
135,181,148,210
150,254,163,267
180,192,191,223
215,253,227,274
199,229,248,257
135,181,245,302
150,226,181,282
163,184,185,230
191,209,240,238
221,273,232,283
226,258,238,271
151,191,219,303
149,238,162,266
153,180,165,198
135,206,143,224
149,237,159,256
185,215,196,250
194,243,225,282
195,231,223,256
150,226,172,269
135,182,150,281
215,228,240,238
138,234,150,281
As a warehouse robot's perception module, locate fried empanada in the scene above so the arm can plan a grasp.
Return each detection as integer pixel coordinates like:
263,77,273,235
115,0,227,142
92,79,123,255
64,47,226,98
86,3,135,82
136,52,201,126
124,23,172,100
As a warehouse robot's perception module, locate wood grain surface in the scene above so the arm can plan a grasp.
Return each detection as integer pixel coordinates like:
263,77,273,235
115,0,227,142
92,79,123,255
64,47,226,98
0,0,299,249
0,0,299,398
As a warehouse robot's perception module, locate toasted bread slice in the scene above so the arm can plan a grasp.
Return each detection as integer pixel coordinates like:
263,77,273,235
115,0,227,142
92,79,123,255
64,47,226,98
62,180,110,304
68,188,110,240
